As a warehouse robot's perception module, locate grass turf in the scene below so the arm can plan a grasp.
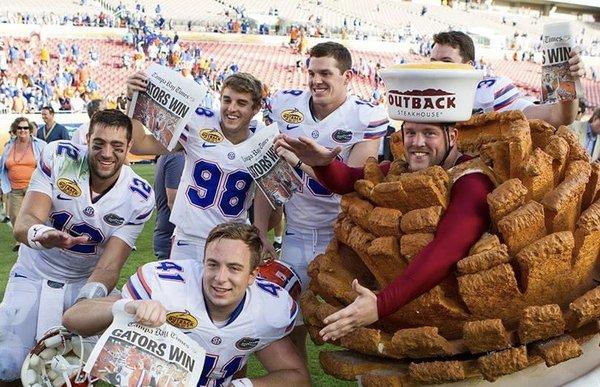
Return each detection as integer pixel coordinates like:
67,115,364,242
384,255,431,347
0,163,356,387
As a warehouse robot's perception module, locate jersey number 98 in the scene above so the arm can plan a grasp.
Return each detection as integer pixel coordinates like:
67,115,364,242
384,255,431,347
186,160,253,217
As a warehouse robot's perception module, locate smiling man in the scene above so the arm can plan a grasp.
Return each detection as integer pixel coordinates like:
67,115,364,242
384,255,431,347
254,41,389,361
0,109,154,386
127,72,268,261
63,222,311,387
274,63,495,343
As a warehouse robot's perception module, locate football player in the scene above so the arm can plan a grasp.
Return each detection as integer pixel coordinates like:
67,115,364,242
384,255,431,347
254,41,389,360
126,72,269,261
430,31,585,128
0,109,155,386
63,222,311,387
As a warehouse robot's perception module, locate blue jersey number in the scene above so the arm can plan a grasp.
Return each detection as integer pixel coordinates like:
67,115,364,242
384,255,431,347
195,107,215,117
198,355,243,387
282,89,303,96
56,143,80,160
49,211,104,254
293,166,333,197
256,278,281,297
130,177,152,200
187,160,253,217
155,261,185,282
477,79,497,89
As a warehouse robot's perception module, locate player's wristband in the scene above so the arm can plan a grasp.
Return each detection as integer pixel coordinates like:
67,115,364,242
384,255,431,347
76,281,108,302
112,298,131,315
27,224,55,250
294,159,303,169
230,378,253,387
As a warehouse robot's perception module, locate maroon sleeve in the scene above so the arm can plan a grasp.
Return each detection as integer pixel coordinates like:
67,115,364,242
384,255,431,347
312,159,392,195
376,172,494,319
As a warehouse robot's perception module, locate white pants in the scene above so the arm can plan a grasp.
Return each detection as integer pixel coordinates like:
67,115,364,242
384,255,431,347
169,235,206,262
0,258,85,381
280,226,334,325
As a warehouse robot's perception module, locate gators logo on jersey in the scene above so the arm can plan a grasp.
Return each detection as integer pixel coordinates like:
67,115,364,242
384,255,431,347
281,108,304,124
57,178,82,197
235,337,260,350
199,129,224,143
166,311,198,329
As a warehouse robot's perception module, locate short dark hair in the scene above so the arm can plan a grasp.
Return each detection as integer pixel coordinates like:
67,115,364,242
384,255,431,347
88,109,133,142
433,31,475,64
41,106,55,115
591,108,600,123
87,99,103,118
222,73,263,108
309,41,352,73
205,222,264,271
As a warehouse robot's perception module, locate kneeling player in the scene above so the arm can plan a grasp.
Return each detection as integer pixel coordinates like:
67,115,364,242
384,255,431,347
0,110,154,386
63,222,311,387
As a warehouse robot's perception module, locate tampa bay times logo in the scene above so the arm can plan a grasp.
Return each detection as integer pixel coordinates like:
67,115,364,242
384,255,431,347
387,89,456,119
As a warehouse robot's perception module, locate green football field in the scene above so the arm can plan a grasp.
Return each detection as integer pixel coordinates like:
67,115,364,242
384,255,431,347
0,163,355,386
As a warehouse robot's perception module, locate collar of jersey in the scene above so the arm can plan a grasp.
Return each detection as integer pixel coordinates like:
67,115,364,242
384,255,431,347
202,291,247,327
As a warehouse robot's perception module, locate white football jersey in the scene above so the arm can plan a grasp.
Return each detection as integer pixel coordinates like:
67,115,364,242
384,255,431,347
474,76,534,114
267,90,389,229
123,259,297,387
21,141,154,281
170,107,258,243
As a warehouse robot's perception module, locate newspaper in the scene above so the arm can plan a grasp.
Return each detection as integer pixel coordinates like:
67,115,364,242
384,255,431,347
541,21,582,103
83,309,205,387
127,63,206,151
235,123,302,209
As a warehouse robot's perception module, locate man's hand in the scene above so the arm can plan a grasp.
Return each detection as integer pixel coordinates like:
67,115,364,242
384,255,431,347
319,279,378,341
124,300,167,327
260,233,277,262
274,134,341,167
32,229,89,249
569,48,585,79
126,71,148,99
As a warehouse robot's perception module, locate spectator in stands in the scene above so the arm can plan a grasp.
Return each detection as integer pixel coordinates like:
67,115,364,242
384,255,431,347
0,44,7,77
571,108,600,162
430,31,584,128
89,48,100,67
19,47,30,67
12,90,27,113
37,106,70,142
39,45,49,66
0,117,46,250
58,41,67,62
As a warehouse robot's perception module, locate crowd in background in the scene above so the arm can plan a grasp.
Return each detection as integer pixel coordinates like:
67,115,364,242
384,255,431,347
0,0,599,116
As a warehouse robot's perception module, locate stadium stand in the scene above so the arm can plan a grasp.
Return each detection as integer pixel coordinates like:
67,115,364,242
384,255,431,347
1,0,598,114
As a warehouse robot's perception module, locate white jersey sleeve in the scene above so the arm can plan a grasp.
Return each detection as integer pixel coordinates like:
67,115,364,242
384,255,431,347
252,278,298,346
356,99,389,141
122,261,157,301
111,189,154,248
474,76,534,113
27,141,59,196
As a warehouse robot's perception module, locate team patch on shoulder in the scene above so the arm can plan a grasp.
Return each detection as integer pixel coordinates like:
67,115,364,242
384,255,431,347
166,311,198,329
331,129,353,143
235,337,260,350
199,128,224,143
57,178,82,197
103,213,125,226
281,108,304,124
